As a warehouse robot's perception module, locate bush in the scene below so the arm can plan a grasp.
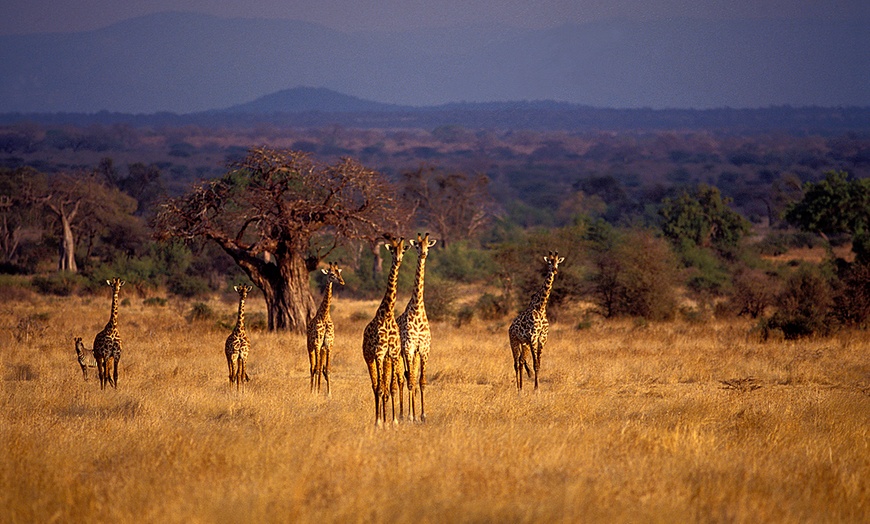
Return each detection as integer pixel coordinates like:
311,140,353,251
186,302,215,323
424,278,459,322
728,268,780,318
832,262,870,328
762,267,833,339
168,274,211,298
475,293,509,320
587,229,679,320
32,272,86,296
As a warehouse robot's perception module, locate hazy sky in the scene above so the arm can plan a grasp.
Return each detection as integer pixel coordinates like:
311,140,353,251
3,0,869,34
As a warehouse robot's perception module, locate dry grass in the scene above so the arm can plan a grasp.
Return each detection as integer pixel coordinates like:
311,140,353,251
1,293,868,523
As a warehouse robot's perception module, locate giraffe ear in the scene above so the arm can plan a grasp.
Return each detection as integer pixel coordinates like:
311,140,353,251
106,280,111,286
409,239,418,247
119,280,125,286
233,285,239,292
557,257,565,264
543,256,549,264
428,239,437,248
321,268,328,275
337,268,343,274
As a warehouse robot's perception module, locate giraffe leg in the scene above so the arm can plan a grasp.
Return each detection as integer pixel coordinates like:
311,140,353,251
322,345,331,398
237,358,246,391
418,353,427,423
387,357,399,425
112,355,119,389
397,356,406,420
532,346,541,391
226,354,236,385
368,359,382,426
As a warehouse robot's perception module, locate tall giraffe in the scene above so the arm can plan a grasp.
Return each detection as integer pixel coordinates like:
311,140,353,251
397,232,437,422
93,278,124,390
509,252,564,391
307,262,344,396
225,284,252,390
362,235,408,426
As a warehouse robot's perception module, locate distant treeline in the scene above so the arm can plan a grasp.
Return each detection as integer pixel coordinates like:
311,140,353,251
2,104,870,134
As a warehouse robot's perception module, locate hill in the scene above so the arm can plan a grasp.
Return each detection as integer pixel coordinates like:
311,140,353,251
1,11,868,113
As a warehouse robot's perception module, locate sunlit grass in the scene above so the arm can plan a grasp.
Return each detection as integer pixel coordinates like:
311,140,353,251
1,293,868,523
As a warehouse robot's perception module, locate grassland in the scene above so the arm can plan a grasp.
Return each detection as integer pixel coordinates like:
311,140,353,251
2,291,868,523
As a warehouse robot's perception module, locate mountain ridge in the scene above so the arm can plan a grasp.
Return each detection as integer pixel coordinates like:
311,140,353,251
1,11,868,113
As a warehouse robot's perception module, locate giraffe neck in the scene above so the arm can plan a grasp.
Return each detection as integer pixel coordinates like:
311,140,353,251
408,253,427,309
317,282,333,318
235,297,246,332
378,256,401,318
106,290,119,330
529,270,556,314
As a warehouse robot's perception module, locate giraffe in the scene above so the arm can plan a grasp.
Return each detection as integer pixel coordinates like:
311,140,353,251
397,232,437,422
93,278,124,390
307,262,344,396
225,284,252,390
74,336,93,380
508,252,564,391
362,235,408,426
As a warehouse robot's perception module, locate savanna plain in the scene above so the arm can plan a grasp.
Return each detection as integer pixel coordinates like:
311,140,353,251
2,290,868,523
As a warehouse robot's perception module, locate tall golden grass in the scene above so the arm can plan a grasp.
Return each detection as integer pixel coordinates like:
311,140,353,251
1,292,868,523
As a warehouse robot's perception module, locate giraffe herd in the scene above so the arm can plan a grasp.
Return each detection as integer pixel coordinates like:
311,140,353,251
75,235,563,425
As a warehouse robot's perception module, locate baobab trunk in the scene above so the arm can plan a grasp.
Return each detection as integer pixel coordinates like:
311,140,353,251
58,213,77,272
260,250,316,333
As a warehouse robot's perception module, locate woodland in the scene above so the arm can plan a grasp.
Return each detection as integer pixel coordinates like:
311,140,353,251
2,117,870,338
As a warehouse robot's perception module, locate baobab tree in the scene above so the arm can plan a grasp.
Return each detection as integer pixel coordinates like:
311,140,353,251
154,147,403,333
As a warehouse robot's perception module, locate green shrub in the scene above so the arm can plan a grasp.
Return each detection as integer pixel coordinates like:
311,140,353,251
32,272,86,296
168,274,210,298
187,302,215,323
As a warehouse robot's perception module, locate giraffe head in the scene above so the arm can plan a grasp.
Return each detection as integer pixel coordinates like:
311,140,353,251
234,284,253,298
410,232,437,259
321,262,345,286
543,251,565,275
383,234,410,263
106,278,125,292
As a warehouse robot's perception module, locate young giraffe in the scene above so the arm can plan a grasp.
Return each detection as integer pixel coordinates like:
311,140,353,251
362,235,408,426
225,284,252,390
74,336,93,381
93,278,124,390
508,252,564,391
397,232,437,422
307,262,345,396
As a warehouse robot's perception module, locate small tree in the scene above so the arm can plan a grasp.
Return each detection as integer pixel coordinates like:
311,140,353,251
587,225,679,320
400,166,496,248
659,184,751,252
154,147,402,333
28,171,137,273
785,170,870,263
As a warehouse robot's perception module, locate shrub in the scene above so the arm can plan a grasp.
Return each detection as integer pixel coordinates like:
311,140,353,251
186,302,215,323
728,268,780,318
587,229,679,320
762,267,833,339
168,274,211,298
475,292,509,321
32,272,86,296
832,262,870,328
424,278,459,322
